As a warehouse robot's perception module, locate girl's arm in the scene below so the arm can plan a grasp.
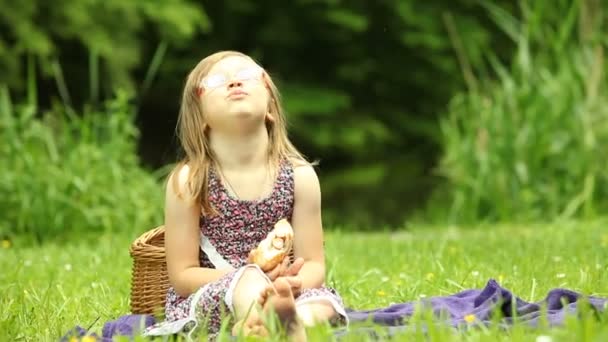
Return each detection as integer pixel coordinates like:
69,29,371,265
164,165,232,297
290,163,327,289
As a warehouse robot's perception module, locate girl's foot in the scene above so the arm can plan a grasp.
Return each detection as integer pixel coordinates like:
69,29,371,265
262,278,306,341
231,318,269,338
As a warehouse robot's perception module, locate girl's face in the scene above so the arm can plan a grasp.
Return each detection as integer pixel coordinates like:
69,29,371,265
199,56,270,131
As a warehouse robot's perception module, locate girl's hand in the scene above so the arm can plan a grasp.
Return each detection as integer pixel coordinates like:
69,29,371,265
281,275,303,297
265,257,305,281
264,257,289,281
258,275,304,305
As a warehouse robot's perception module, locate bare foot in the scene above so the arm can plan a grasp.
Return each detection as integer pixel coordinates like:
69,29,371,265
262,278,306,342
231,318,269,338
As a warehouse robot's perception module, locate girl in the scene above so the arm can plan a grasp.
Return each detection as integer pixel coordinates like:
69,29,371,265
143,51,348,340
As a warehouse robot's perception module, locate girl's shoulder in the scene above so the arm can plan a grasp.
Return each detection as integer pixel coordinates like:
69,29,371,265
169,163,191,186
287,156,317,170
166,162,196,199
287,157,320,186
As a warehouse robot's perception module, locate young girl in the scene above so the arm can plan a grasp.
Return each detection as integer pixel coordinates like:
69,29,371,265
143,51,348,340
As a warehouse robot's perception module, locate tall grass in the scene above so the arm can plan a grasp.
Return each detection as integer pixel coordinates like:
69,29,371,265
437,0,608,223
0,85,165,243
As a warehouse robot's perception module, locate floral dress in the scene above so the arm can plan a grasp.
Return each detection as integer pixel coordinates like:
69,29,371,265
143,159,348,339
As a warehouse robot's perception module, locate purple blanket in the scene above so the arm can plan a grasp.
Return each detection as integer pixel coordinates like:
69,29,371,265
61,279,607,340
337,279,607,339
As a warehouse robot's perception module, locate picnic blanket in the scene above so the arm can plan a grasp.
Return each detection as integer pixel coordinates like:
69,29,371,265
60,279,607,341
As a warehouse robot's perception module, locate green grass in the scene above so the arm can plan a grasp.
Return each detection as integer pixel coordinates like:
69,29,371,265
1,220,607,341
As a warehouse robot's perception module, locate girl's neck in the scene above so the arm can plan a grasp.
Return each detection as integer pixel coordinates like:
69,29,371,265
209,125,270,170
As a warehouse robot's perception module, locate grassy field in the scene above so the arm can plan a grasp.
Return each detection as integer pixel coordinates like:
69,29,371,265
1,220,607,341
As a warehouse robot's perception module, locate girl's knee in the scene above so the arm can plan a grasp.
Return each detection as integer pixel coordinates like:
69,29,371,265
237,266,270,287
231,266,272,302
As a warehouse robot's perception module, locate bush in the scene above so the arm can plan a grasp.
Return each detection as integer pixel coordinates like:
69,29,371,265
436,0,608,223
0,87,165,243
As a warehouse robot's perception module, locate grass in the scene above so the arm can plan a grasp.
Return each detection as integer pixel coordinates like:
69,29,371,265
1,219,607,341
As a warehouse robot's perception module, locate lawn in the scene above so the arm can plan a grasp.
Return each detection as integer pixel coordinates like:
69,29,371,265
1,219,607,341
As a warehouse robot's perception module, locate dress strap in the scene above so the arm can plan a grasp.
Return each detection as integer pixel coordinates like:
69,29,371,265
200,234,235,270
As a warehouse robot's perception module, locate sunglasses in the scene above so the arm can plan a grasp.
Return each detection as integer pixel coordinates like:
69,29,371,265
199,66,264,90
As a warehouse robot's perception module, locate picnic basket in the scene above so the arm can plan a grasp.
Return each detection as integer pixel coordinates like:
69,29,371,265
129,226,169,315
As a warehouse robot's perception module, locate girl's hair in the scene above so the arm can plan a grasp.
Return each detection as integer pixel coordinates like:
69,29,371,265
170,50,311,215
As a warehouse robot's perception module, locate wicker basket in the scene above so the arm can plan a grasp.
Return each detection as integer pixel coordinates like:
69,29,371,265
129,226,169,315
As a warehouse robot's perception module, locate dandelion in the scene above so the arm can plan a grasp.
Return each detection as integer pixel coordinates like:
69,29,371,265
535,335,553,342
377,290,386,297
464,314,476,323
552,256,562,262
556,273,566,279
498,274,505,283
81,336,97,342
1,239,10,249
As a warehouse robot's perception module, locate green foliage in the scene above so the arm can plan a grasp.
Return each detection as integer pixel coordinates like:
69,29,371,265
437,0,608,223
0,0,522,227
0,0,209,93
0,86,164,243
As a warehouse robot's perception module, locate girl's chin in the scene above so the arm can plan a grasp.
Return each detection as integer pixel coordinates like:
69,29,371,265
225,108,266,120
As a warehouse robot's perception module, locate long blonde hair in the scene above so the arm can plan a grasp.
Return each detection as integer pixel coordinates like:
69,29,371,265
170,50,311,215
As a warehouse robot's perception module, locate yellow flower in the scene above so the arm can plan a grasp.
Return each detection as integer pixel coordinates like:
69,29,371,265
82,336,97,342
1,239,10,249
464,314,476,323
377,290,386,297
498,274,505,283
425,273,435,281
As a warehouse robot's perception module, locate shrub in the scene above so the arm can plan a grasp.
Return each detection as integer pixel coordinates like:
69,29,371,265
0,87,165,243
436,0,608,223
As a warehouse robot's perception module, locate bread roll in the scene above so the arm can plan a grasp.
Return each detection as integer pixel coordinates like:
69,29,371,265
249,219,294,271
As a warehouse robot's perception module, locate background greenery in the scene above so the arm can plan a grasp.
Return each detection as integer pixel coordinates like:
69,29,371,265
3,1,608,341
1,0,607,240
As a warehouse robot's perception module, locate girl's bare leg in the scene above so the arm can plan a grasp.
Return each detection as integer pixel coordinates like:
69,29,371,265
230,267,273,337
296,302,339,327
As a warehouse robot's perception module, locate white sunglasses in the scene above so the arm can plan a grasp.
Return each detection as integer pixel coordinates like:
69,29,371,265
199,66,264,90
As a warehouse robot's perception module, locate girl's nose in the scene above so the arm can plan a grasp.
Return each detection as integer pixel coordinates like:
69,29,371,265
228,80,243,88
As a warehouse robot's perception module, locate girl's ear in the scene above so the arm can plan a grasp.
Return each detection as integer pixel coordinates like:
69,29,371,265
266,111,276,123
196,87,204,97
262,72,272,90
266,97,276,123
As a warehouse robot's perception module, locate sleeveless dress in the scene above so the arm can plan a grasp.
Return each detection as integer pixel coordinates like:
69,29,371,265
143,159,348,340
